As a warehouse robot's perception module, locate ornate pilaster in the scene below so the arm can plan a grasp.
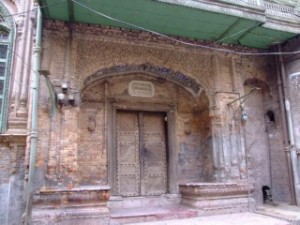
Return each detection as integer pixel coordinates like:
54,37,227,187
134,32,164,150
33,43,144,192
7,0,34,133
210,92,248,181
210,109,226,181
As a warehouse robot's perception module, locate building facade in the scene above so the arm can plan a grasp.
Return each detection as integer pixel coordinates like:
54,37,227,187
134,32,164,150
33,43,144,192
0,0,299,224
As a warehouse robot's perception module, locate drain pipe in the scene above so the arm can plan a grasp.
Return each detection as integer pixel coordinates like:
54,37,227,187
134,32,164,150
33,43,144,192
24,6,42,224
278,45,299,205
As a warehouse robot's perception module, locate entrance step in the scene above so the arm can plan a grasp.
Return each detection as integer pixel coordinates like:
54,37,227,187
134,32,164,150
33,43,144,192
256,203,300,225
109,204,201,225
108,195,181,208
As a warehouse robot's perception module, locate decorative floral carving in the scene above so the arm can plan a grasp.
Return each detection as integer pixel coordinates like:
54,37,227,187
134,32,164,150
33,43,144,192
84,63,202,96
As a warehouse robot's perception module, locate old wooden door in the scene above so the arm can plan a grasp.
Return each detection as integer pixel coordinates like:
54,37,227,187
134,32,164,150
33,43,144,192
116,111,167,197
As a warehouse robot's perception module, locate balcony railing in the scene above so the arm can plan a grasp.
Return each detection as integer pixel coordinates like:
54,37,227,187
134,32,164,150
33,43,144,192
157,0,300,31
218,0,300,22
265,1,299,21
219,0,264,7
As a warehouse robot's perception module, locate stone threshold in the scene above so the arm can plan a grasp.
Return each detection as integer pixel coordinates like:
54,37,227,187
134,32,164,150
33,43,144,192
109,204,201,225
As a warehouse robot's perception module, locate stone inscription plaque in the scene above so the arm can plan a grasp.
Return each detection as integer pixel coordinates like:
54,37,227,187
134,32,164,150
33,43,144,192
129,81,154,97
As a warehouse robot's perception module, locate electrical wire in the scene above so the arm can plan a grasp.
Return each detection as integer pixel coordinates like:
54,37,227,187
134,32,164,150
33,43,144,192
215,22,263,43
71,0,300,56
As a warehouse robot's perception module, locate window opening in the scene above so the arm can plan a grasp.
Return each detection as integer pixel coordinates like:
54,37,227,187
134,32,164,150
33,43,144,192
0,33,8,42
0,7,12,132
266,110,275,123
266,110,276,131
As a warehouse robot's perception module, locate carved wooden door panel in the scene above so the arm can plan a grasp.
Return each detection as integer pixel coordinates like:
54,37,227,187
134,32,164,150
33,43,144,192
116,111,140,196
141,112,167,196
116,111,167,197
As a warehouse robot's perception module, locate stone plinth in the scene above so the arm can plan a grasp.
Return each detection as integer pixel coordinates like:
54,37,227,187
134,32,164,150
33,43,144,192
179,182,255,215
32,186,110,225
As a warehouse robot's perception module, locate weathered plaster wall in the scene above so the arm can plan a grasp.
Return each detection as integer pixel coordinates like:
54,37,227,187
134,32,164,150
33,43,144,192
0,145,11,225
239,57,290,203
0,143,26,225
283,38,300,204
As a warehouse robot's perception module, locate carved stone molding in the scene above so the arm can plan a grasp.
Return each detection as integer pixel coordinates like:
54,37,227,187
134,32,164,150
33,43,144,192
179,182,252,197
83,63,203,96
0,134,27,145
44,20,259,54
32,186,111,225
179,181,255,213
34,186,111,206
2,0,18,15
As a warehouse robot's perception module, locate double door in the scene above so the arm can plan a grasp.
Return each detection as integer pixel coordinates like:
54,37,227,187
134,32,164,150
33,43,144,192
116,111,167,197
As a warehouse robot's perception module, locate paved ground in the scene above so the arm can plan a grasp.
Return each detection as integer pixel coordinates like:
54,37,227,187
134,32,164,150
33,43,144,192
128,212,291,225
257,203,300,222
110,203,300,225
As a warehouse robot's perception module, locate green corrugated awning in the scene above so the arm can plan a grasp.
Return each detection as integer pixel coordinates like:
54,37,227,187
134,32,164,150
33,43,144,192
39,0,299,49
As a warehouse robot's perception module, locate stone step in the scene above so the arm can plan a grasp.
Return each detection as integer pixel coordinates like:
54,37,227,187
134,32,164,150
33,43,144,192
108,195,181,209
109,204,201,225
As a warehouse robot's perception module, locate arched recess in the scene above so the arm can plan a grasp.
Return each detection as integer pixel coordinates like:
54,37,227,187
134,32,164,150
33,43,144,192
0,2,15,132
243,78,271,204
243,77,288,204
78,65,213,196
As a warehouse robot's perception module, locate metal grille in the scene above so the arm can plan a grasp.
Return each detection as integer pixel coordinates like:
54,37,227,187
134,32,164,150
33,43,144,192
0,62,5,77
0,41,10,131
0,99,3,114
0,44,8,59
0,7,13,132
0,80,4,95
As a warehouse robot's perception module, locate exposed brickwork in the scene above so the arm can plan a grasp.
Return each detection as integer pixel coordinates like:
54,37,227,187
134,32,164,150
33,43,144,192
78,102,107,186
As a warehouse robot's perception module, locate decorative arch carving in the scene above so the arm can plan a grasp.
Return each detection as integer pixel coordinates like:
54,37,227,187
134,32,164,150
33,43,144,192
83,63,204,96
0,2,15,34
1,0,18,16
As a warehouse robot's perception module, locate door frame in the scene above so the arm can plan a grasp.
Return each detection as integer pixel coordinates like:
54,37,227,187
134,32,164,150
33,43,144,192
107,101,178,196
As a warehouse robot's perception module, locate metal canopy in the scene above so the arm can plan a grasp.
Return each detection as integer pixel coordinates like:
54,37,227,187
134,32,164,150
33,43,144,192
39,0,298,49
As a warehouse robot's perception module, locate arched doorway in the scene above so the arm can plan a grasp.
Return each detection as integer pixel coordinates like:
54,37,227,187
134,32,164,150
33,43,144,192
80,66,212,199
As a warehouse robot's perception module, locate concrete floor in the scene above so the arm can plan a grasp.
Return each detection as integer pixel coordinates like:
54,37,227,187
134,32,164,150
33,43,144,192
118,203,300,225
127,212,291,225
256,203,300,225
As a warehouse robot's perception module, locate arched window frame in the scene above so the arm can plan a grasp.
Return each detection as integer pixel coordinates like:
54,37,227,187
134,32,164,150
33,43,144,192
0,3,15,132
